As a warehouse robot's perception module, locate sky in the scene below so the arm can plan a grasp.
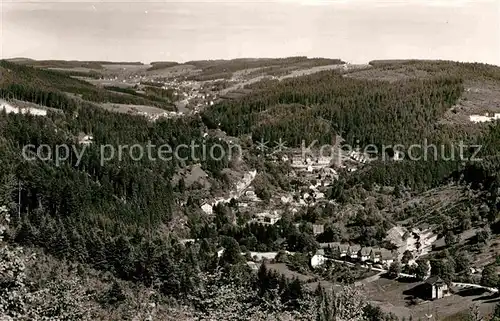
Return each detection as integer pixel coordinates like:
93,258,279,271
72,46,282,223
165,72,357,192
1,0,499,65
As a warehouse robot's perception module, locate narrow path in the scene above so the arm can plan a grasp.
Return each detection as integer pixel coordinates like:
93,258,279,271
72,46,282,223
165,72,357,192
328,258,499,293
452,282,499,293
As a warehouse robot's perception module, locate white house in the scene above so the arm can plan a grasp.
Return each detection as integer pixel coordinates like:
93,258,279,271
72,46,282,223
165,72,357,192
311,249,327,268
78,134,94,145
316,156,333,166
370,248,383,263
312,224,325,235
425,276,450,300
314,192,325,200
380,249,395,266
254,211,281,225
469,113,500,123
338,244,349,257
245,190,257,197
393,151,404,161
248,252,278,261
179,239,196,245
201,203,213,215
348,245,361,260
246,251,293,262
359,247,372,262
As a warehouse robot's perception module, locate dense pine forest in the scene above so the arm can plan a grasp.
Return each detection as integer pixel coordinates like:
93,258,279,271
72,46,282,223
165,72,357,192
0,61,175,110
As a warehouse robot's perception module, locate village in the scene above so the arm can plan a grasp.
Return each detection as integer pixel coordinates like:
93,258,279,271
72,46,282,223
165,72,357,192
187,140,500,319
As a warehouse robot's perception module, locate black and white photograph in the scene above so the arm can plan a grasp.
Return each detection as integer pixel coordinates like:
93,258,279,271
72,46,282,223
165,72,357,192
1,0,500,320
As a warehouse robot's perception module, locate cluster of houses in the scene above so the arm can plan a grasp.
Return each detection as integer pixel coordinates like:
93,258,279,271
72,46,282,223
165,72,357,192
348,150,369,164
201,170,258,216
311,242,396,268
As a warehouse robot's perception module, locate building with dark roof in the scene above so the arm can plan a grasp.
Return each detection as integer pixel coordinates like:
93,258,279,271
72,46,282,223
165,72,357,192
424,276,449,300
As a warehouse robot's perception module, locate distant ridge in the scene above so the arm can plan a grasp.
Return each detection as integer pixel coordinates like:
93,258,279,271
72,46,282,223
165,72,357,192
368,59,446,66
147,61,180,71
6,59,144,69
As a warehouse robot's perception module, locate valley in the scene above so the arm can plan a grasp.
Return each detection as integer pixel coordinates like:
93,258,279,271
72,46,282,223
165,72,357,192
1,57,500,321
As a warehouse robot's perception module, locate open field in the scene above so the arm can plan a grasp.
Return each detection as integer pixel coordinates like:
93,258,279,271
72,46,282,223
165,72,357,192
344,65,432,82
267,263,345,292
396,184,468,226
8,98,62,114
440,81,500,125
363,278,499,320
474,236,500,268
218,63,369,98
99,103,171,116
280,63,370,80
146,64,200,78
85,78,137,88
267,263,315,282
219,76,266,95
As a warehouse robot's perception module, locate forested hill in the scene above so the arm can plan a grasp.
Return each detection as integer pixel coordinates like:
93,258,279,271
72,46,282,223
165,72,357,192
0,60,175,111
203,70,463,147
203,60,500,191
203,59,500,148
0,58,236,302
367,60,500,80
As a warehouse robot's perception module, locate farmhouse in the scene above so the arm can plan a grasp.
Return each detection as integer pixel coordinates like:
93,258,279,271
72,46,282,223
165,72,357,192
312,224,325,235
338,244,349,257
254,211,281,225
201,203,213,215
316,243,397,264
370,248,382,263
348,245,361,260
424,276,449,300
359,247,372,262
246,251,293,262
319,242,340,249
370,248,395,266
380,249,395,266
